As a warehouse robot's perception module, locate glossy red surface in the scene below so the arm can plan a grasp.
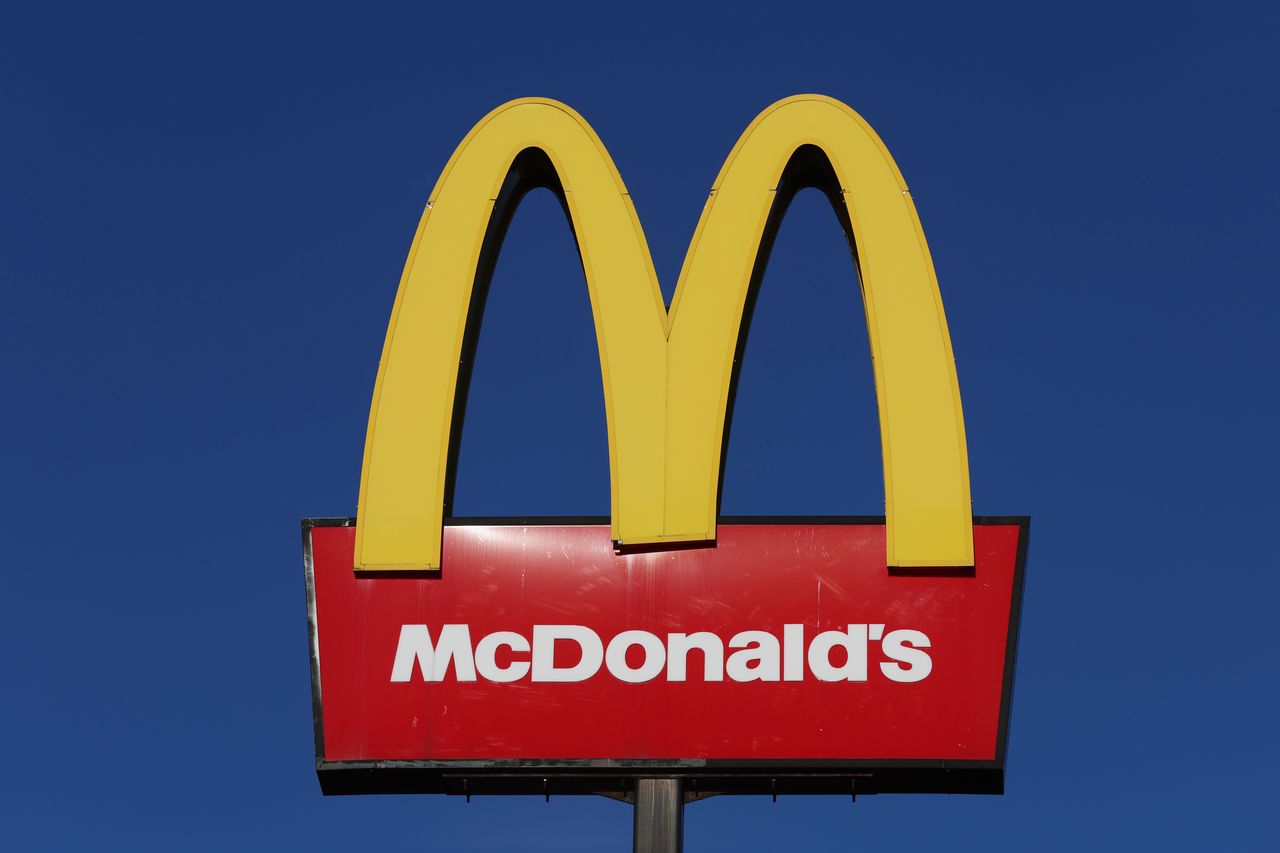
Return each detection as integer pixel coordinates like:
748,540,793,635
310,523,1021,762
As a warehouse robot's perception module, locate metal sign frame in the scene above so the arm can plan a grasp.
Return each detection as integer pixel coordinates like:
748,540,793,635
304,515,1028,798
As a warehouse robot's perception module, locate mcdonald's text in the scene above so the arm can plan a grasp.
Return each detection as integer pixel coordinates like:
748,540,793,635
390,623,934,684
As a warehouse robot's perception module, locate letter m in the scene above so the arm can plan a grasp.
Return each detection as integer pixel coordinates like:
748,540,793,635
390,624,477,682
356,96,974,572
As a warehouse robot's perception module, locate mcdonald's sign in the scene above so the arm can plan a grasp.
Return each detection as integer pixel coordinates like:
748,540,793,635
304,96,1028,798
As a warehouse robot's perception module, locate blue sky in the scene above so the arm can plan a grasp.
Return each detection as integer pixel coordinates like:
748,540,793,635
2,1,1277,849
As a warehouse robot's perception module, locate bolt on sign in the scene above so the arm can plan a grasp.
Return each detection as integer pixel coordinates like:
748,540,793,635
304,95,1028,798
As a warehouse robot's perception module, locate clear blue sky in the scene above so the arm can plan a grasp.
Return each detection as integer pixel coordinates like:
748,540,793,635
3,2,1277,850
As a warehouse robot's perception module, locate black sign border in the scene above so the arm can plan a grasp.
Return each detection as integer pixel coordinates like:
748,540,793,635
303,516,1029,798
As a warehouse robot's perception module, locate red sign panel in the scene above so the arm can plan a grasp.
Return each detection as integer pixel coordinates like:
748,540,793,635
305,518,1027,796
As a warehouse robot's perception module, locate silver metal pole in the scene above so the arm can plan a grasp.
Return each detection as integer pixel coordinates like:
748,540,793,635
633,778,684,853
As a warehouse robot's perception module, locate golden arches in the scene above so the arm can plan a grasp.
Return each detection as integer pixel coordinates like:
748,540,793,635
355,96,972,571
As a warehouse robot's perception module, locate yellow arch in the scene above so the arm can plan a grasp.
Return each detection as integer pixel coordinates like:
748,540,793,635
355,96,972,571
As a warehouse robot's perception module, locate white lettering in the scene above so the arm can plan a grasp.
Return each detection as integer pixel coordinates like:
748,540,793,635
879,629,933,683
783,623,805,681
531,625,604,683
726,630,781,681
474,630,531,683
807,624,868,682
388,623,935,684
666,632,724,682
605,630,666,683
390,624,477,682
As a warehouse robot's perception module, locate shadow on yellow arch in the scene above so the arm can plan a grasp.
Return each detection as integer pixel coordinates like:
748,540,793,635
355,95,973,571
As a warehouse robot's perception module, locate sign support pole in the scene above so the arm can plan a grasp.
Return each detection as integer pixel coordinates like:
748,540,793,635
633,778,684,853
